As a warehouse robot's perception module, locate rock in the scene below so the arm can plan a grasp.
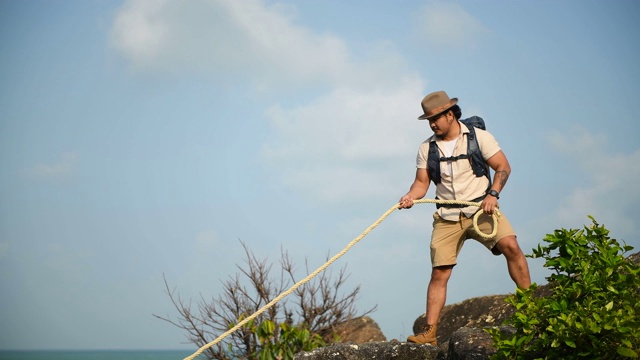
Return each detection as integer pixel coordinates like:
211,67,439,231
294,340,439,360
412,294,515,345
443,327,497,360
296,327,516,360
325,316,386,344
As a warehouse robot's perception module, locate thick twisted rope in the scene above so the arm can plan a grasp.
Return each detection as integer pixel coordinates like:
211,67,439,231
183,199,499,360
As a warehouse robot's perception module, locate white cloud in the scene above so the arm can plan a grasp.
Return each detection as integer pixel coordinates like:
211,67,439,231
24,152,78,180
264,83,423,160
415,1,490,49
262,80,428,203
111,0,432,205
110,0,169,65
547,126,640,240
110,0,353,86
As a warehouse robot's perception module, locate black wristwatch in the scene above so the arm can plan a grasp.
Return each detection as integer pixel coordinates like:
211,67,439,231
487,190,500,199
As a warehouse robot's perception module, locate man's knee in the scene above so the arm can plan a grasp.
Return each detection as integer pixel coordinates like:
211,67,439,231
430,265,454,282
495,236,524,258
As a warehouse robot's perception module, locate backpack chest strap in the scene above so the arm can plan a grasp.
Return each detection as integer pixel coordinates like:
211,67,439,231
439,154,470,162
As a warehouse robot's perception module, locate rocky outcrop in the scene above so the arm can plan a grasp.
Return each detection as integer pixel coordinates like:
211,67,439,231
295,340,438,360
295,327,516,360
325,316,386,343
296,304,515,360
439,326,514,360
297,251,640,359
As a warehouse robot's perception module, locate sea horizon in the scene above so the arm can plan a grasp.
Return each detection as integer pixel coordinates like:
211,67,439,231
0,349,194,360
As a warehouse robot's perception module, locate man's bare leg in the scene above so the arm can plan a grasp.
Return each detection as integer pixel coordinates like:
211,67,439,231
426,265,454,324
495,235,531,289
408,265,453,345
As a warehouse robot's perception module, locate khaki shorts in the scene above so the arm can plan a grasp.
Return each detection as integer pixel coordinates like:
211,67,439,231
430,211,516,267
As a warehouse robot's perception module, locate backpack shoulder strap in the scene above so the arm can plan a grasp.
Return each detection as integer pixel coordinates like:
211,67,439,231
462,118,492,187
427,140,441,184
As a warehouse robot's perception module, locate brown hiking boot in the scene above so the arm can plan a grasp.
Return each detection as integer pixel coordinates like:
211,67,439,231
407,324,437,346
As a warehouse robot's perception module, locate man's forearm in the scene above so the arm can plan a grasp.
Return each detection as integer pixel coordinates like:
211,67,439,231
408,183,428,199
493,169,509,192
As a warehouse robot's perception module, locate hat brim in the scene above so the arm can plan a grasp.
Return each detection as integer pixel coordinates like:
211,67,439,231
417,98,458,120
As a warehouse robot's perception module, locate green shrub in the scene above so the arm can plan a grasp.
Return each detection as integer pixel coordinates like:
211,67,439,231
232,318,326,360
487,216,640,359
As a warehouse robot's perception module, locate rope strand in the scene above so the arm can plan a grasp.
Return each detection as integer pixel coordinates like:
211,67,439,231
183,199,499,360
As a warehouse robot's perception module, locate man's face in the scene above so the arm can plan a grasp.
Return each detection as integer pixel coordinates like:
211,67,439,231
428,110,452,138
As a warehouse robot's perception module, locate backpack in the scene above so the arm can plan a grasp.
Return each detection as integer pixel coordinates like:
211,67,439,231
427,116,491,185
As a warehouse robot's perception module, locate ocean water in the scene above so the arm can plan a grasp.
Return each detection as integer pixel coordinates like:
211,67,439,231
0,350,194,360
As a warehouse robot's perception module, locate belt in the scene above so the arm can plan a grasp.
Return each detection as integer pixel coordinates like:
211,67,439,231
436,195,487,209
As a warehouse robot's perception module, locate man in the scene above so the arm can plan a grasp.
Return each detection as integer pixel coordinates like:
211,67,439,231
398,91,531,346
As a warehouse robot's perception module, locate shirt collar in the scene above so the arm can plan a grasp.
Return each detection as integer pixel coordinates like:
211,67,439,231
428,121,470,143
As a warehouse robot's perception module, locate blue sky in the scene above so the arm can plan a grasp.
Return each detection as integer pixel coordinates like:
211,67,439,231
1,0,639,351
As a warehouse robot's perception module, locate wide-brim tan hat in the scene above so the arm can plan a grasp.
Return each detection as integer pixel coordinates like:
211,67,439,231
417,91,458,120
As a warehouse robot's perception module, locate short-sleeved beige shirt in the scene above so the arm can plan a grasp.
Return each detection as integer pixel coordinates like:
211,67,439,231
416,123,501,221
